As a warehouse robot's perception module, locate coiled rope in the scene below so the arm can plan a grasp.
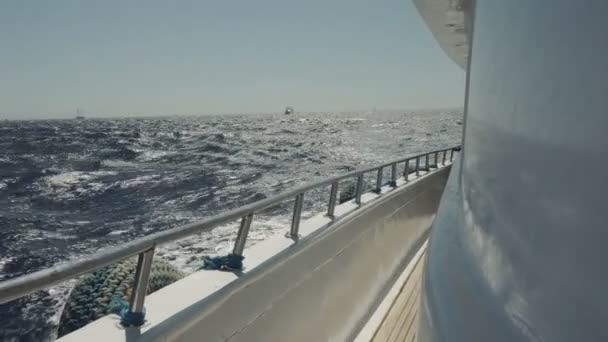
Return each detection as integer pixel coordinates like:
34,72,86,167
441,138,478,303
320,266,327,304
200,254,244,271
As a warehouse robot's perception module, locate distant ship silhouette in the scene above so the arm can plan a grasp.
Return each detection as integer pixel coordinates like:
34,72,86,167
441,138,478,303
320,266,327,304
75,108,85,120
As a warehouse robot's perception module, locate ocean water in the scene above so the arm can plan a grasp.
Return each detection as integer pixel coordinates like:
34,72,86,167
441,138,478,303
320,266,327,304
0,110,462,341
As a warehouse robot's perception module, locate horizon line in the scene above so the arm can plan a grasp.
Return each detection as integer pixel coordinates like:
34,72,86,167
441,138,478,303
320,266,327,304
0,106,464,121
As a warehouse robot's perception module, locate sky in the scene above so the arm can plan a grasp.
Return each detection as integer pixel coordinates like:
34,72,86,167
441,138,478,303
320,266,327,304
0,0,465,119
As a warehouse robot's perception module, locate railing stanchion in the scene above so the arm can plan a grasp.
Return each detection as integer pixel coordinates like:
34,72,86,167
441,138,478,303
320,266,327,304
233,213,253,256
327,182,338,217
289,193,304,239
442,150,447,165
355,174,364,205
450,149,454,161
425,154,430,171
404,159,410,181
415,157,420,176
435,151,439,167
375,167,383,193
391,163,397,187
129,247,155,315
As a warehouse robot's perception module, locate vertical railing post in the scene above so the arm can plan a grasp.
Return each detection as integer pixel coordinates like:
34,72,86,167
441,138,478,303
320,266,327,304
403,159,410,181
233,213,253,256
375,167,383,193
435,151,439,167
355,174,364,205
425,154,430,171
450,148,454,161
442,150,447,165
415,156,420,176
390,163,397,187
129,247,155,315
289,193,304,239
327,182,338,217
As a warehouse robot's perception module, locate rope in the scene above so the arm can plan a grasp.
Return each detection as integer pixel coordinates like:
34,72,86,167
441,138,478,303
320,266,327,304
110,296,146,327
200,254,244,271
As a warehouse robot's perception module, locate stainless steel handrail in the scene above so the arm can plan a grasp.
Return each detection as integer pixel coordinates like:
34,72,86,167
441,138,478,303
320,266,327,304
0,146,460,318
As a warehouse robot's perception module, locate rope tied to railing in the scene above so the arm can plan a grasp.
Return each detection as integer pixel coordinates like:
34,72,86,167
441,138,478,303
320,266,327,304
200,254,244,271
110,296,146,327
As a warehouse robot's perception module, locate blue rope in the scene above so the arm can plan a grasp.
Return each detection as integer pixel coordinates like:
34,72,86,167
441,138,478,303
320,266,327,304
110,296,146,327
200,254,244,271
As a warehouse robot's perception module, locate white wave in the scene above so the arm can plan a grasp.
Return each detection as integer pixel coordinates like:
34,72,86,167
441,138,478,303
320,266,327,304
101,159,139,168
45,171,116,188
138,150,175,161
61,220,91,225
108,229,129,236
0,256,11,272
2,177,19,186
41,231,78,240
160,172,189,185
117,174,161,189
37,171,117,200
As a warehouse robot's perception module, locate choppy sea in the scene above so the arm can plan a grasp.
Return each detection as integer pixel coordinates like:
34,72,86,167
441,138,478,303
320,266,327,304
0,110,462,341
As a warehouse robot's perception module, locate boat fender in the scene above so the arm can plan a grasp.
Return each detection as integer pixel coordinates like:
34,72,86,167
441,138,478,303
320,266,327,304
57,259,184,337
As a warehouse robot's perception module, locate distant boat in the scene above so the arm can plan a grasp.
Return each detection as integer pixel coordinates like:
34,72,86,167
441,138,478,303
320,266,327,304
284,107,293,115
75,108,85,120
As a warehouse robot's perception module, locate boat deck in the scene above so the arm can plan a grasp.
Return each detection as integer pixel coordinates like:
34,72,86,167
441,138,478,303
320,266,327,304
370,248,425,342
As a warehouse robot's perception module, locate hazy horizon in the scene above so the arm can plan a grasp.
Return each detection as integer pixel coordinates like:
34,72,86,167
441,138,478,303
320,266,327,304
0,0,465,120
0,106,463,121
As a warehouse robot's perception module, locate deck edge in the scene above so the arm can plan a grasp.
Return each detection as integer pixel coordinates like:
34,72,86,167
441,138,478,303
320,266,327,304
354,240,428,342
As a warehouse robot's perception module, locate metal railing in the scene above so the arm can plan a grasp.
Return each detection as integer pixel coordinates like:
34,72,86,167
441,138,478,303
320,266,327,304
0,146,460,318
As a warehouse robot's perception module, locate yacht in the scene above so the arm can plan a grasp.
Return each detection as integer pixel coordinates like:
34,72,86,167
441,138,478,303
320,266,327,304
75,108,85,120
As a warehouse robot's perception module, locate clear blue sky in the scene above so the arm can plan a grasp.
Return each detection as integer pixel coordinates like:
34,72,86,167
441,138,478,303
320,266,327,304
0,0,464,119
